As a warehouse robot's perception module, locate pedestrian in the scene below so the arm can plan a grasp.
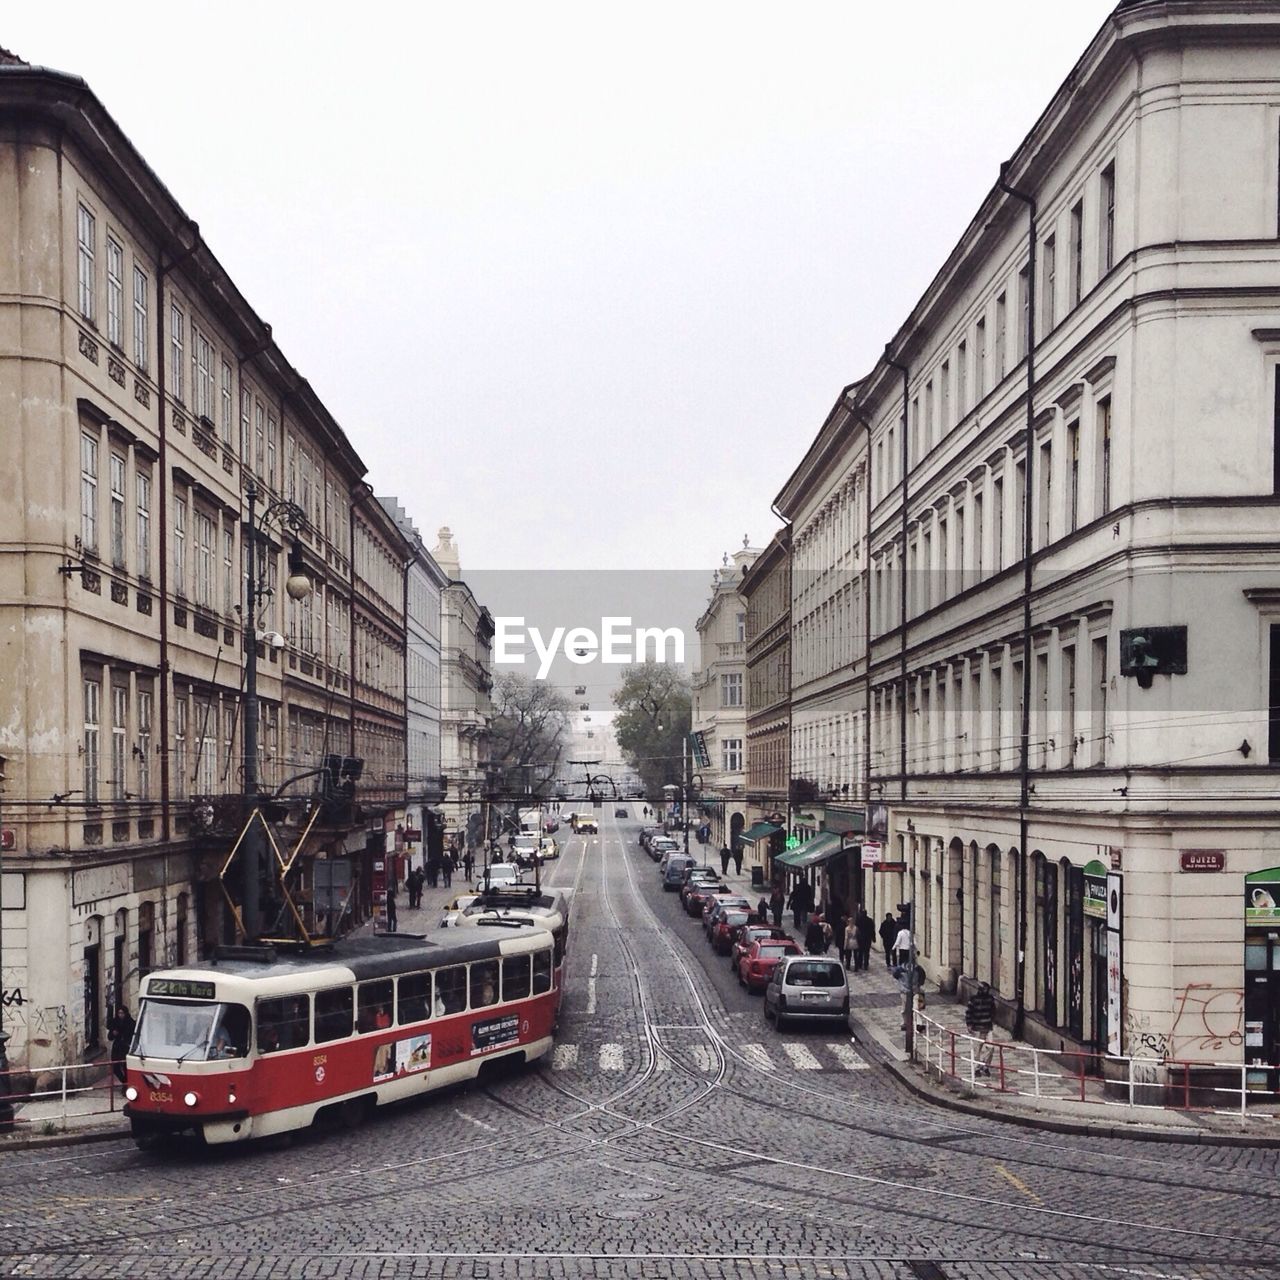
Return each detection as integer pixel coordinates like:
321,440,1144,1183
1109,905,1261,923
892,921,913,968
106,1003,135,1084
769,881,784,929
463,849,475,881
385,882,398,933
854,907,875,971
442,854,453,888
804,915,827,955
720,845,732,875
731,844,743,876
842,916,856,972
879,912,898,967
965,980,996,1075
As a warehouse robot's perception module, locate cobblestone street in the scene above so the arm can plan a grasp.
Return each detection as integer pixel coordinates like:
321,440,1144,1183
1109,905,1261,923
3,814,1280,1279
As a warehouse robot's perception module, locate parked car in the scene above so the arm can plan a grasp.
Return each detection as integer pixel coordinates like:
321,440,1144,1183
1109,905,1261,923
510,836,540,867
763,955,851,1030
703,895,752,936
662,854,698,890
684,881,727,917
737,937,803,993
730,924,792,972
651,837,681,863
657,845,687,874
710,908,754,954
680,871,723,909
639,825,663,850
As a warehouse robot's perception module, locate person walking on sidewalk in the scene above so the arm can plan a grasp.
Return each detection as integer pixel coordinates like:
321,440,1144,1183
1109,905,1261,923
842,916,857,972
879,912,897,967
732,844,743,876
385,883,398,933
463,848,474,882
442,854,453,889
769,881,784,929
891,921,913,968
805,916,827,955
854,907,875,971
965,981,996,1075
789,879,813,932
720,846,732,875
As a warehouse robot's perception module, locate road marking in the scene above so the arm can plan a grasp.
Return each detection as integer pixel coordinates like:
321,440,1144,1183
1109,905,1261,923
781,1042,822,1070
825,1042,869,1070
454,1109,497,1132
994,1163,1043,1204
741,1043,774,1071
691,1045,716,1073
599,1043,625,1071
551,1044,578,1071
587,953,598,1014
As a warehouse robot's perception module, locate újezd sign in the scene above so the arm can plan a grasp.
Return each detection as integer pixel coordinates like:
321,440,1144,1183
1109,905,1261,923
1179,850,1225,873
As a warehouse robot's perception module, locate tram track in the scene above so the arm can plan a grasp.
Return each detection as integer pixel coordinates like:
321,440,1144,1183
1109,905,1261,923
6,814,1280,1272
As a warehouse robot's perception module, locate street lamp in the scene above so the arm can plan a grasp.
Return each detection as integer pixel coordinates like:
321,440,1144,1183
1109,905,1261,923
241,477,311,942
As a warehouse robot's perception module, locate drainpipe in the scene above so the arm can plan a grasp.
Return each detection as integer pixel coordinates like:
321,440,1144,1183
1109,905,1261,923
155,222,201,843
882,350,910,805
769,499,793,876
998,161,1037,1039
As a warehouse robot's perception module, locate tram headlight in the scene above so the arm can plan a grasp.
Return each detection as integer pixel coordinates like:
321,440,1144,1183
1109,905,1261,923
183,1091,199,1108
123,1086,138,1102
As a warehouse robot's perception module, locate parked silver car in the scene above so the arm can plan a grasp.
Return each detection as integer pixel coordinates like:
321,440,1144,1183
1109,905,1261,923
763,955,851,1032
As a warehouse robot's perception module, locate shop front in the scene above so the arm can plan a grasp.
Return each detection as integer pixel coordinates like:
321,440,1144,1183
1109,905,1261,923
1245,867,1280,1090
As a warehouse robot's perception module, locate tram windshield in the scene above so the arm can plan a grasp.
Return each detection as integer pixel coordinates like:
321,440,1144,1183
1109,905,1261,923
134,999,250,1061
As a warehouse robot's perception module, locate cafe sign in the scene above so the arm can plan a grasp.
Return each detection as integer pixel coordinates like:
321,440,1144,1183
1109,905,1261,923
1083,859,1108,920
1246,867,1280,922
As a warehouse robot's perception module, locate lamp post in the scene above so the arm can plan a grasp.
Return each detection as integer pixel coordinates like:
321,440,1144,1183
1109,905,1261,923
241,478,311,942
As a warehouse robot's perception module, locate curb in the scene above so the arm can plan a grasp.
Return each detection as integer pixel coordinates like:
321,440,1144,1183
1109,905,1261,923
0,1124,129,1152
874,1050,1280,1150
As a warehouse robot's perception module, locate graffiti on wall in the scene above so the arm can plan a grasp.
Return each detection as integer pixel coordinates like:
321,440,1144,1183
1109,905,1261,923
1124,982,1244,1061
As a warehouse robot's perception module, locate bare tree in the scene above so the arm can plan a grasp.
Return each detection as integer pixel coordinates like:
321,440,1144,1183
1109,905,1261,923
487,671,572,796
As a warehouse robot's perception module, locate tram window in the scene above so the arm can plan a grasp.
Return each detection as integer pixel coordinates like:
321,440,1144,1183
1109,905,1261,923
209,1004,251,1058
502,954,531,1002
357,980,394,1033
257,995,310,1053
470,960,499,1009
314,986,354,1043
398,972,432,1024
532,949,552,994
435,965,467,1016
553,928,565,968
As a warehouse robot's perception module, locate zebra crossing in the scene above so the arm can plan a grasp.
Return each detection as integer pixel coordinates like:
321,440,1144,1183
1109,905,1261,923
550,1039,871,1074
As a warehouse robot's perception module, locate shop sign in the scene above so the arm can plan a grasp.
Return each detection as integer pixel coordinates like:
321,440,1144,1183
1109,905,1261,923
860,840,883,868
404,828,422,843
876,862,907,873
1245,867,1280,922
0,829,13,851
1083,859,1108,920
1180,850,1225,873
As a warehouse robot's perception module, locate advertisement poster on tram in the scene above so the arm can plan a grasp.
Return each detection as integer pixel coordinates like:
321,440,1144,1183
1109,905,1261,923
471,1013,520,1055
372,1033,433,1081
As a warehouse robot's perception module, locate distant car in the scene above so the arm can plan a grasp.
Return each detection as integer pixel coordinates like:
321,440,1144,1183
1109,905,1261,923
543,817,560,834
614,807,627,818
731,924,791,972
764,955,851,1030
703,895,752,936
737,937,803,993
651,838,681,864
475,863,522,890
539,836,559,859
683,881,725,917
661,855,698,890
638,826,662,850
680,871,723,908
438,892,482,928
511,837,540,866
574,813,599,834
710,908,754,954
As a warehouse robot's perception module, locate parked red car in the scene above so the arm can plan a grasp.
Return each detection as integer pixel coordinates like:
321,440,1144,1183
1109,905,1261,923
710,908,754,954
703,895,751,936
680,872,724,910
684,882,726,917
737,937,803,994
730,924,791,971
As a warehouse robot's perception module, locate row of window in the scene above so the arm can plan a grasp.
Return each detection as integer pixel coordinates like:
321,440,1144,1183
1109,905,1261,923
255,951,554,1052
871,625,1110,775
792,710,863,796
873,161,1116,502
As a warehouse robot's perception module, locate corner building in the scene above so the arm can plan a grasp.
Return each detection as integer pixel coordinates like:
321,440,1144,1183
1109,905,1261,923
781,0,1280,1080
0,55,410,1065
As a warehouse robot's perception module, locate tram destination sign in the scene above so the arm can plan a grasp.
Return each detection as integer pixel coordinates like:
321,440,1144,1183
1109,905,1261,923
148,978,216,999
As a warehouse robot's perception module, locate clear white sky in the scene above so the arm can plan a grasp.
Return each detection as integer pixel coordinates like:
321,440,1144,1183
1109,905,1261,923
7,1,1116,572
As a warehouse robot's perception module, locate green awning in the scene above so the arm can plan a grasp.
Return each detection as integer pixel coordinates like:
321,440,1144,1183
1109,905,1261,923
738,822,781,845
773,832,845,869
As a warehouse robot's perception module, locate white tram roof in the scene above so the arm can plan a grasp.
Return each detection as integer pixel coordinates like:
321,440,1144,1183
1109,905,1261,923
142,924,552,1000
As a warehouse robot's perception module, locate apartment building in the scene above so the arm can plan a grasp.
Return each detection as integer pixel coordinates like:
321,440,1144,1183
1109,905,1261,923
0,56,405,1065
691,543,759,854
431,529,494,847
774,396,870,910
740,529,790,870
776,0,1280,1077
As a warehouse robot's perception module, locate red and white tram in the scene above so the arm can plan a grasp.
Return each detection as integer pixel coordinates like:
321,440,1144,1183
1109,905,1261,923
445,885,569,979
122,924,558,1147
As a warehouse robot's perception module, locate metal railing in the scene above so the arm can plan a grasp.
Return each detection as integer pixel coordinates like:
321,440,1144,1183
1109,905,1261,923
912,1010,1280,1123
2,1059,125,1133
